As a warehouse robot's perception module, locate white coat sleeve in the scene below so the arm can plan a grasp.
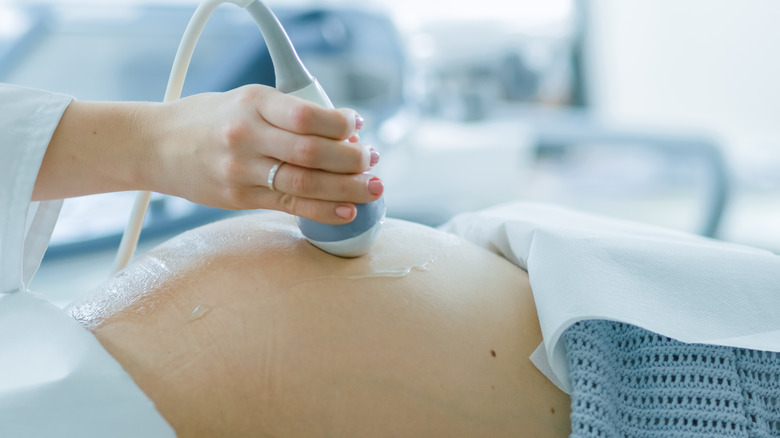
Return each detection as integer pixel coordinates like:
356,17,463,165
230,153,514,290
0,84,175,437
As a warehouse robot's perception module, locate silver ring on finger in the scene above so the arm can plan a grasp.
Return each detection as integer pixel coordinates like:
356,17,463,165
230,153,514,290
267,160,284,192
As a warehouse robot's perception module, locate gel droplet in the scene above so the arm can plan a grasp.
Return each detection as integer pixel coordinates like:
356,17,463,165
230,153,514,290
345,259,434,279
188,304,212,322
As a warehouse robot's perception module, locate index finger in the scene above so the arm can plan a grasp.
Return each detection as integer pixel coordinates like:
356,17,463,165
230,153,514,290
258,90,360,140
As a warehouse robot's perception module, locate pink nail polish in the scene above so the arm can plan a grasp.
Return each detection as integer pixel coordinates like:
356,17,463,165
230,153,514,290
368,177,384,196
355,113,364,131
369,148,380,167
335,204,355,220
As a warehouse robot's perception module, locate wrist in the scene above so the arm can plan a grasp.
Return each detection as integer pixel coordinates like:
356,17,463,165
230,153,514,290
126,101,168,193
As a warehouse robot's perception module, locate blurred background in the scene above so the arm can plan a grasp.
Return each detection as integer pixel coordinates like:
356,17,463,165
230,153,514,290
2,0,778,305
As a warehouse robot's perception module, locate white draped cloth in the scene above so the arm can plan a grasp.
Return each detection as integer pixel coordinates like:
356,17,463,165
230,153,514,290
441,202,780,393
0,84,174,437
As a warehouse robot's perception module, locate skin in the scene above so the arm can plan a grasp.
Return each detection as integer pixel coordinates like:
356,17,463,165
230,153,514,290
32,85,383,224
68,212,571,437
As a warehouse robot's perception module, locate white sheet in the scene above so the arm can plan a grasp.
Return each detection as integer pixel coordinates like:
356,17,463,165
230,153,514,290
440,202,780,393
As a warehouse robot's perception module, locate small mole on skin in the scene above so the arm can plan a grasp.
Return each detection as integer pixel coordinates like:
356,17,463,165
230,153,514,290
92,130,97,135
550,407,556,414
490,350,496,358
491,385,495,390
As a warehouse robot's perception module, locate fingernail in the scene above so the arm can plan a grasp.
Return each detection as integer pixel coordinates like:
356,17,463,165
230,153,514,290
335,204,355,220
368,177,384,196
355,113,364,131
369,147,380,167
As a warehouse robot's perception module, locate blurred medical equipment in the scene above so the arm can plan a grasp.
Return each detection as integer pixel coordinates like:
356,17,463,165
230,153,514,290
524,1,729,238
113,0,385,270
527,110,729,238
375,8,730,237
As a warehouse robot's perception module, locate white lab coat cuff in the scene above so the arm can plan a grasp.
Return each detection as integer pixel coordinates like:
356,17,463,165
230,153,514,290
0,84,71,293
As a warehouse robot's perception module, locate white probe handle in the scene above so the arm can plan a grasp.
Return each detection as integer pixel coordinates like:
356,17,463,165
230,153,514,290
112,0,254,274
288,80,334,109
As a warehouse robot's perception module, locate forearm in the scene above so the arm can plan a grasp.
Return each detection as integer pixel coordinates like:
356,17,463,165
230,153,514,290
32,100,162,200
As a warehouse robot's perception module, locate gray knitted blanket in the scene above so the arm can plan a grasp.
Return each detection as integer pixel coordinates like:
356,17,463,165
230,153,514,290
564,320,780,437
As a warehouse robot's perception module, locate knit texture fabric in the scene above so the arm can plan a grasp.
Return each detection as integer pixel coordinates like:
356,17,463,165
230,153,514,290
564,320,780,437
